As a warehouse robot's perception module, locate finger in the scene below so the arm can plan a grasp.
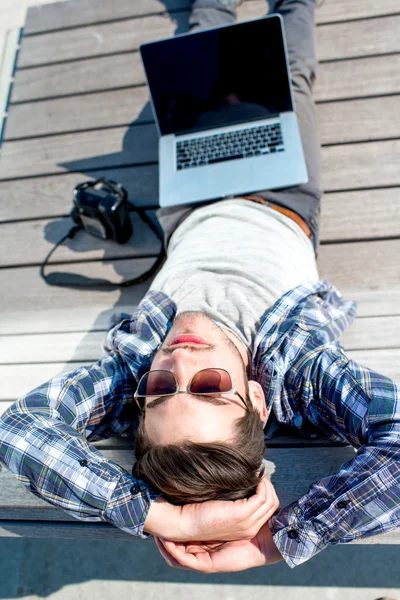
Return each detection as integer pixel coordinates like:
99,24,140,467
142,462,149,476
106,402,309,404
251,479,280,525
237,478,280,536
162,539,207,571
155,538,190,570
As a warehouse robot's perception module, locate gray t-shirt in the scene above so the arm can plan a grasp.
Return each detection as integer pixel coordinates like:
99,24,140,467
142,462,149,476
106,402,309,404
150,199,319,355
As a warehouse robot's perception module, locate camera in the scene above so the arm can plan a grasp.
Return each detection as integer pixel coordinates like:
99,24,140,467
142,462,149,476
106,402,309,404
71,178,133,244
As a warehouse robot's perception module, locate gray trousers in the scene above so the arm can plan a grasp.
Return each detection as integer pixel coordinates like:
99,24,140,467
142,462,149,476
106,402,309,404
156,0,322,256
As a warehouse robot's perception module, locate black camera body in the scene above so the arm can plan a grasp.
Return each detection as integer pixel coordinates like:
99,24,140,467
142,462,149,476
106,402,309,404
71,178,133,244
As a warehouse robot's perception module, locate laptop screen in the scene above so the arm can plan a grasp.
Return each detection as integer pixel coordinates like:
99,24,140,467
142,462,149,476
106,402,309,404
140,15,293,137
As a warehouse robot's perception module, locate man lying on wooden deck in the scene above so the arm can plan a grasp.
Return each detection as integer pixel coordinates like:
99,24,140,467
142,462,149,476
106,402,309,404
0,0,399,574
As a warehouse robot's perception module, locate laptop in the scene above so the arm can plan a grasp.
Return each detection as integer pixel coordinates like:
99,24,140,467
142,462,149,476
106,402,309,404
139,14,308,208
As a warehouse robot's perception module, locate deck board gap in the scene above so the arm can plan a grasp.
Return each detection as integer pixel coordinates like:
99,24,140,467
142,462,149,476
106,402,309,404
321,136,400,148
10,85,141,106
17,49,138,71
320,234,400,246
3,121,154,143
0,329,107,338
0,253,159,271
315,92,400,105
320,51,400,65
316,11,400,26
0,162,159,183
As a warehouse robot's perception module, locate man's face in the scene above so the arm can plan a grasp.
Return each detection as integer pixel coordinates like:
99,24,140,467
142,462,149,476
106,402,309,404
142,312,267,444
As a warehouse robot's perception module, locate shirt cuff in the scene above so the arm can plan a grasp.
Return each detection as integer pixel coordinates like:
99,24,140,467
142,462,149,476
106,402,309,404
269,506,327,568
104,473,160,539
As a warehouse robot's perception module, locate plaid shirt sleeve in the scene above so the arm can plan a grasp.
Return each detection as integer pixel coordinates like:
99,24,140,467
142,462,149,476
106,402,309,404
269,343,400,568
0,291,176,538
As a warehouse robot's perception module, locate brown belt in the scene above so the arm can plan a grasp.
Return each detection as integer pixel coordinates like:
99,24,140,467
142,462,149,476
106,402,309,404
239,194,311,239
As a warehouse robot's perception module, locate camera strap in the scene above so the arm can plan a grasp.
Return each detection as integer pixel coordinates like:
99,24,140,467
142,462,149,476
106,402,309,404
40,203,166,290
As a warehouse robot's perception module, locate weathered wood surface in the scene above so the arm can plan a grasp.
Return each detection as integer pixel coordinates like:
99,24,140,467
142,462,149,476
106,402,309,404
1,135,399,190
0,168,159,221
16,6,400,68
0,447,364,519
6,90,400,143
0,212,160,268
1,348,400,402
1,316,399,366
23,0,400,34
1,519,398,543
1,180,399,239
3,193,400,267
11,51,400,105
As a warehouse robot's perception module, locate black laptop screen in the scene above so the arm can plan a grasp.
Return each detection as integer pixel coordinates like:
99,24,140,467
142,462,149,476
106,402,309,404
140,15,293,137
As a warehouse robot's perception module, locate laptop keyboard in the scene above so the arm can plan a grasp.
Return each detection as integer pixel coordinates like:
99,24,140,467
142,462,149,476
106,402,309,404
176,122,284,170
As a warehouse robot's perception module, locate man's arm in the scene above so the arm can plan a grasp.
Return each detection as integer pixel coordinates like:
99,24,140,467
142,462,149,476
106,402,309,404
269,344,400,568
0,290,176,537
0,351,159,537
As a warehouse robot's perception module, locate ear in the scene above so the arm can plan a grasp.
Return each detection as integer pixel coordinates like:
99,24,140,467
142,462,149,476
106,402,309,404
247,380,269,424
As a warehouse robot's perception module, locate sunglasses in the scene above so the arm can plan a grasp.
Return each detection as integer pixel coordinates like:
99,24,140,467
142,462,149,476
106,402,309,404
134,368,248,412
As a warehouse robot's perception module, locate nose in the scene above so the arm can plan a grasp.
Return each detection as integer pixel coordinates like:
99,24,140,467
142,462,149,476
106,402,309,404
169,347,199,390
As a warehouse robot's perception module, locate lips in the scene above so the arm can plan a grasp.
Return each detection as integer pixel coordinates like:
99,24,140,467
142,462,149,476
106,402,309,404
170,335,210,345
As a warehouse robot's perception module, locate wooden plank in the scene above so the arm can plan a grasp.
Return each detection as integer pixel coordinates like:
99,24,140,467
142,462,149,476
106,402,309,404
0,447,362,520
0,212,161,269
5,87,400,142
1,125,399,190
0,519,398,542
320,188,400,243
318,239,400,292
0,331,106,364
0,166,159,222
316,0,400,24
0,123,159,179
317,96,400,145
1,339,400,402
340,316,400,351
0,362,91,400
321,140,400,192
316,15,400,62
12,50,400,105
17,9,400,69
23,0,400,34
18,12,189,67
5,87,153,139
345,290,400,318
11,52,146,102
0,178,398,242
0,521,137,540
24,0,191,34
348,349,400,383
1,289,399,336
0,259,155,336
314,55,400,102
1,315,399,365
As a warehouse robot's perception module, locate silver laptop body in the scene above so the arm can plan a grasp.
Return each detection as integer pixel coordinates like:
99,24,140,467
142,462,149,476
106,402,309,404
140,14,308,208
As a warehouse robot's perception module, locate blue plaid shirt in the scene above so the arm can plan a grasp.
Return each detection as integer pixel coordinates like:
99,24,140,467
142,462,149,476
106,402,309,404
0,279,399,568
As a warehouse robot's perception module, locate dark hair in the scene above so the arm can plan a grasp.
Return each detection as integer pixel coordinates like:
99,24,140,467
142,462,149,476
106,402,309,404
132,400,266,505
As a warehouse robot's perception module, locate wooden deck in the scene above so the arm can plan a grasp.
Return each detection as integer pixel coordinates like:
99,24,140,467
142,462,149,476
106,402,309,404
0,0,399,540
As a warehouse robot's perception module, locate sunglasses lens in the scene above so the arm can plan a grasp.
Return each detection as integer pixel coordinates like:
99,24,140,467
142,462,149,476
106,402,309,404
190,369,232,394
137,371,176,397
